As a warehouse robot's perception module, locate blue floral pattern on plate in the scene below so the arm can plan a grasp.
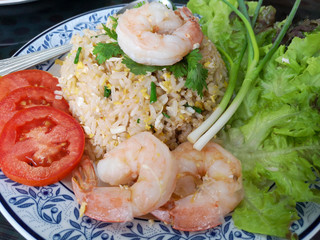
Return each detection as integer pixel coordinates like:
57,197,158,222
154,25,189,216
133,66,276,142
0,4,319,240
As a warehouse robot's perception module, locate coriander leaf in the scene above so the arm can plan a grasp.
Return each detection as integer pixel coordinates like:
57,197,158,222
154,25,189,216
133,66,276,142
184,49,208,97
109,16,118,30
168,60,188,78
93,42,124,64
134,1,146,8
122,55,163,75
184,103,203,113
186,49,202,66
102,23,117,41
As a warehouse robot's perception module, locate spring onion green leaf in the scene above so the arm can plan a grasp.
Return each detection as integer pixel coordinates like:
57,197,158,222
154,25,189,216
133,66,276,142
74,47,82,64
251,0,263,26
137,118,140,123
103,86,111,98
150,82,157,103
162,112,170,118
184,103,203,114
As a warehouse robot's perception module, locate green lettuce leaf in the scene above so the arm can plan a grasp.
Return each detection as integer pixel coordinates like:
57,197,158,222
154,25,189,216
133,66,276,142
221,31,320,237
187,0,246,61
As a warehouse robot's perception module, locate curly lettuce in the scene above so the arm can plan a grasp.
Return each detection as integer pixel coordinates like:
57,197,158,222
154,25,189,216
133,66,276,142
188,0,320,237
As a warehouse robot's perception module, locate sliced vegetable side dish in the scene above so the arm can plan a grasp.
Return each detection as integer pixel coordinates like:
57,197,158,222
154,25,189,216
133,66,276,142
0,106,85,186
0,70,85,186
0,86,70,134
0,69,62,101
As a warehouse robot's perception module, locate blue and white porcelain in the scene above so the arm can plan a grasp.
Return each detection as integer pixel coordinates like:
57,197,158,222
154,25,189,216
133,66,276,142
0,4,319,240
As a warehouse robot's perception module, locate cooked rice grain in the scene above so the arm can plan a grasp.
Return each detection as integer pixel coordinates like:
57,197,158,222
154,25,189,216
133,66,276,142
59,21,227,159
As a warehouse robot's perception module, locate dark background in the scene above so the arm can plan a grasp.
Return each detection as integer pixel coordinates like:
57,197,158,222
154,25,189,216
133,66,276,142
0,0,319,239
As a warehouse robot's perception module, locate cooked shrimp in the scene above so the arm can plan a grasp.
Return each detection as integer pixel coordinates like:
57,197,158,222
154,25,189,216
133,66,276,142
152,141,244,231
116,2,203,66
72,132,177,222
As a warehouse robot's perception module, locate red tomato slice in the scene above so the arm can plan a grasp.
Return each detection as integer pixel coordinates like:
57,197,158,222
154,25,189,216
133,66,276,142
0,69,61,101
0,106,85,186
0,86,70,135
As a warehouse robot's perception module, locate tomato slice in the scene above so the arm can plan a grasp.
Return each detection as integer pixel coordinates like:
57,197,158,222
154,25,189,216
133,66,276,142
0,69,61,101
0,106,85,186
0,86,70,135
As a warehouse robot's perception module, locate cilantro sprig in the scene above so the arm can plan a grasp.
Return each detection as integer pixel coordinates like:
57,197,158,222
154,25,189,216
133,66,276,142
92,42,124,64
121,56,163,75
92,16,208,97
184,50,208,97
102,23,118,41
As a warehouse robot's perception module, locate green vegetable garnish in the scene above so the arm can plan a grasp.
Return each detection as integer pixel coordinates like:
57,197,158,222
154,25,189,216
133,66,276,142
121,56,163,75
134,1,145,8
102,23,118,41
187,0,312,238
190,0,300,149
103,86,111,98
184,103,203,114
92,42,124,64
162,112,170,118
150,82,157,103
74,47,82,64
93,45,208,97
137,118,140,123
167,60,188,78
184,49,208,97
110,16,118,30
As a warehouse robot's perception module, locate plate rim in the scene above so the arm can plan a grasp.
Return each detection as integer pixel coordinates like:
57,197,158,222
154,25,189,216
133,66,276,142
1,2,320,240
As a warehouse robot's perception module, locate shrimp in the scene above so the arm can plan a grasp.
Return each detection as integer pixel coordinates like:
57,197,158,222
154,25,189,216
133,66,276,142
151,141,244,231
72,132,178,222
116,2,203,66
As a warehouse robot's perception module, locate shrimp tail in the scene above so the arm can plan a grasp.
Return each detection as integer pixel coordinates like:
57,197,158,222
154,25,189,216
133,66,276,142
152,196,225,232
175,7,203,47
72,155,133,222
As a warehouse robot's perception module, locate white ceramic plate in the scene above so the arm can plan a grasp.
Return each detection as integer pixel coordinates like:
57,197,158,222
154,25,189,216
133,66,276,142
0,0,37,6
1,4,320,240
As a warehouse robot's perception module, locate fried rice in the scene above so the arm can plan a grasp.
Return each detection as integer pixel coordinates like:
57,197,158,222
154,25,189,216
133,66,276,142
59,17,228,160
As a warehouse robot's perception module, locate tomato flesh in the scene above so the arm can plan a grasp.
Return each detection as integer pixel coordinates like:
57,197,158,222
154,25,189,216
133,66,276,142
0,86,70,135
0,106,85,186
0,69,61,101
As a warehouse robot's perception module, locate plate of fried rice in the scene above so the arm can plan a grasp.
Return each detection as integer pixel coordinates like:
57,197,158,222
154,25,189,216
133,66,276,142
0,2,320,240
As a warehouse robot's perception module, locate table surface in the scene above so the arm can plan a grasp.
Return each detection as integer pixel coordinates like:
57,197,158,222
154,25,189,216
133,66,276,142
0,0,320,239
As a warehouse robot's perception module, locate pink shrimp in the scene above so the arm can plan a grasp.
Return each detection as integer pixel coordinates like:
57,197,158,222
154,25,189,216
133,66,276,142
116,2,203,66
72,132,177,222
152,141,244,231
